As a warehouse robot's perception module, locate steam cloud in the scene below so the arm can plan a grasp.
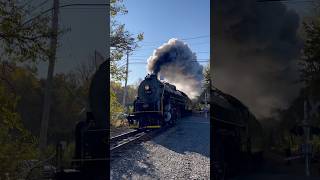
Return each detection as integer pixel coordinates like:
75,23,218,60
213,0,303,118
147,38,204,99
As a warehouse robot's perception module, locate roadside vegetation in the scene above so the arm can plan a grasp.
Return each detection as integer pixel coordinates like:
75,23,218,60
261,6,320,159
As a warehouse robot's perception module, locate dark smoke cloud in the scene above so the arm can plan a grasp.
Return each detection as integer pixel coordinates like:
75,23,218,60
147,38,203,99
213,0,303,118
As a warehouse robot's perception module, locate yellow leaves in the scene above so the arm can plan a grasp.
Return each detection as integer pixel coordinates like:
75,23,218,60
0,83,37,179
110,82,125,125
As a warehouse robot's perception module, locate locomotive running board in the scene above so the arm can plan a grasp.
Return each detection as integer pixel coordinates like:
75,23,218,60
129,125,161,128
145,125,161,128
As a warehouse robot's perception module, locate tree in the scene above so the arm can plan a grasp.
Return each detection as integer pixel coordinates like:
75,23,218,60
110,0,143,125
203,64,211,91
74,53,99,108
0,61,87,144
198,64,210,105
0,1,50,63
0,62,43,135
110,0,143,81
110,82,125,126
0,83,38,179
111,81,137,107
299,7,320,99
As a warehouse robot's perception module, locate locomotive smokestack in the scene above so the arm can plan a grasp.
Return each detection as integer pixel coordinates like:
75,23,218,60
147,38,203,99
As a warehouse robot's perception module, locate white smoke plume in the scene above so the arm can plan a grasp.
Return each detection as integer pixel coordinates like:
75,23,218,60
147,38,204,99
213,0,303,118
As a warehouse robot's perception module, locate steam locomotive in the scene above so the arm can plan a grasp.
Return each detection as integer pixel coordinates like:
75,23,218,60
212,87,264,178
55,61,108,180
127,73,192,129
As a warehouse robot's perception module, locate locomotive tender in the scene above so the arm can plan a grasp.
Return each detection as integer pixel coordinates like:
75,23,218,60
128,73,192,129
212,86,264,178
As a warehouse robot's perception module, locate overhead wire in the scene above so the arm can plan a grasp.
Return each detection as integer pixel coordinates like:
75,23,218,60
31,0,51,13
22,3,109,25
21,0,37,9
140,35,209,44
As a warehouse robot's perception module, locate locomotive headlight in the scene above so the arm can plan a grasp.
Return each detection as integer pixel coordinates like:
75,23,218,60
144,84,150,90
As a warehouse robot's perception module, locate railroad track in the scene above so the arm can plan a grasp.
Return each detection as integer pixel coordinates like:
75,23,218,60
110,130,146,152
110,127,168,159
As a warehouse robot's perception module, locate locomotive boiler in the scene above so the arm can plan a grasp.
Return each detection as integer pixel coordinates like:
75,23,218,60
127,73,191,129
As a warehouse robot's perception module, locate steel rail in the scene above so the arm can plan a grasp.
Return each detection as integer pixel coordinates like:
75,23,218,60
110,130,140,143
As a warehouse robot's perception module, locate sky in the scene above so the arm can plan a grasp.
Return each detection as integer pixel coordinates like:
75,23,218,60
280,1,316,16
212,0,315,118
22,0,108,77
114,0,210,85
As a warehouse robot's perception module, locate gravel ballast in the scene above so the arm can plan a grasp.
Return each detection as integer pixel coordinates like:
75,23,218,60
111,115,210,179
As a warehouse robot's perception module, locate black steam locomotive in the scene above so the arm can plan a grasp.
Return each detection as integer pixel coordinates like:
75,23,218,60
212,87,264,178
55,61,108,180
128,73,192,129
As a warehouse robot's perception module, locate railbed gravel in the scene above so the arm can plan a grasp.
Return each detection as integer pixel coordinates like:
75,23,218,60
111,115,210,180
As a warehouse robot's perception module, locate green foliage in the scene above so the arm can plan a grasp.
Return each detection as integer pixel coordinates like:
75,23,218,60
110,0,144,82
194,64,210,108
112,81,137,105
261,11,320,154
110,59,126,81
311,135,320,153
203,64,210,90
110,0,128,17
299,15,320,101
0,62,43,135
110,83,125,126
110,80,139,126
49,73,86,143
0,0,50,63
0,62,87,144
62,142,75,167
0,83,38,179
110,0,144,127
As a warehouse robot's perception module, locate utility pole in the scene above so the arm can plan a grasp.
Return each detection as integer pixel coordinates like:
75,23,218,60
303,98,310,176
39,0,59,160
122,51,129,111
94,49,97,71
204,90,208,119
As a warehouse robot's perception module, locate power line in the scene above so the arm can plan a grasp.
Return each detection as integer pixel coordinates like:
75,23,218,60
196,52,210,53
21,0,37,8
23,3,109,25
181,35,210,40
137,41,209,49
128,60,209,64
141,35,210,44
60,3,110,8
134,44,209,52
61,7,107,10
131,52,209,58
189,42,210,46
31,0,50,13
129,58,209,61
